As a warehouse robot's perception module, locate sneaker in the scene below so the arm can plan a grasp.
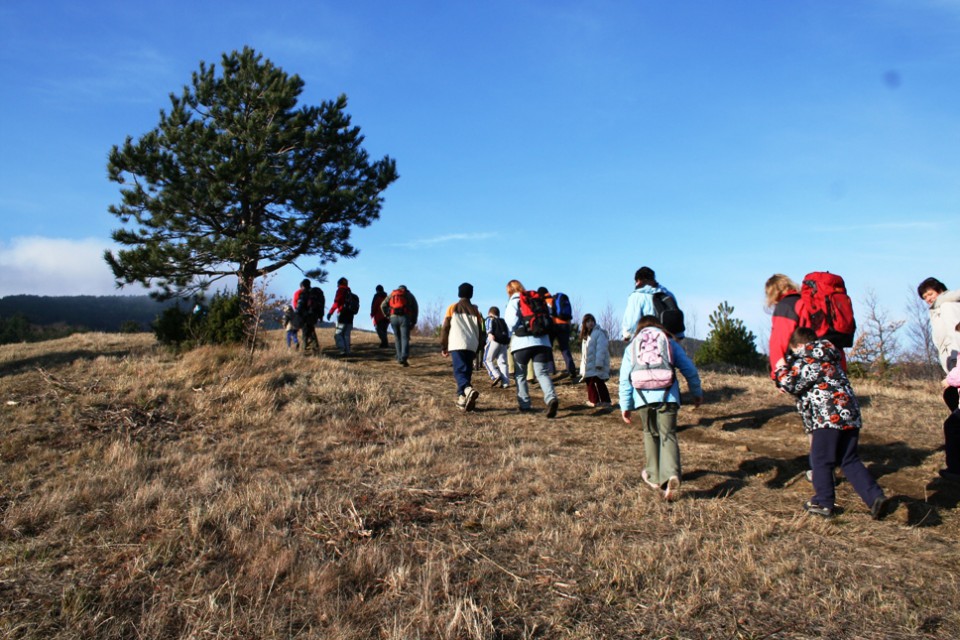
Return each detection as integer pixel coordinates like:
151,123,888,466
663,476,681,501
464,387,480,411
501,382,510,389
803,500,833,518
456,395,467,412
401,360,409,367
938,469,960,482
640,469,660,490
870,496,889,521
545,399,559,419
585,401,596,408
490,378,502,387
805,470,813,483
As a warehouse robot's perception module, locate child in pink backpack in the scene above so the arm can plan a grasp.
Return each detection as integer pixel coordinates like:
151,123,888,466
619,316,703,501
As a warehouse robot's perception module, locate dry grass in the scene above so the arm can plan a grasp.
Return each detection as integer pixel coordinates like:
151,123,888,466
1,329,958,639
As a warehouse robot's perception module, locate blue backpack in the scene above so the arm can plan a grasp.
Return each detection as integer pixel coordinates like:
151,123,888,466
553,292,573,322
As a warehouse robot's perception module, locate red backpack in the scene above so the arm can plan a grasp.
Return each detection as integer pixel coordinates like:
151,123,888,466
796,272,856,348
388,289,408,315
514,290,552,337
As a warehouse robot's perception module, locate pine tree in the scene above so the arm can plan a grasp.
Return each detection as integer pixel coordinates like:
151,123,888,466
105,47,398,334
694,301,764,369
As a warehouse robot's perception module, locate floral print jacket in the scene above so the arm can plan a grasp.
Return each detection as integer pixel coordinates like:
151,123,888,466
774,339,861,433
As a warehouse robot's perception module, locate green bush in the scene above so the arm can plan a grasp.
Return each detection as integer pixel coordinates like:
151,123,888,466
152,292,245,347
694,302,765,370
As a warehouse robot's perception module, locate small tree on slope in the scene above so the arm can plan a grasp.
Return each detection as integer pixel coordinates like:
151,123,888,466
694,301,764,369
105,47,398,334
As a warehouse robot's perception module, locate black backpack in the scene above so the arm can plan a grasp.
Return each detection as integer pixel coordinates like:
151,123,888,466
490,317,510,345
343,291,361,316
652,291,685,337
302,288,325,323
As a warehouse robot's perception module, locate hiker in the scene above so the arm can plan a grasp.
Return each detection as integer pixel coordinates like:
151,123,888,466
483,306,510,388
621,267,685,341
440,283,486,411
505,279,559,418
382,285,418,366
327,277,356,355
294,278,324,355
539,287,576,380
917,277,960,481
765,273,802,380
775,327,889,519
579,313,612,408
281,304,301,350
371,284,390,348
620,316,702,501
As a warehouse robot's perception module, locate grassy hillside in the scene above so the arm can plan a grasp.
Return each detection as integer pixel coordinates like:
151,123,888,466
1,331,958,639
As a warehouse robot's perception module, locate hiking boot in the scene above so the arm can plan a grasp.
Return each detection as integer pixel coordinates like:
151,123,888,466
545,399,559,419
803,500,833,518
501,381,510,389
490,377,502,387
640,469,660,490
870,495,889,521
938,469,960,482
401,360,409,367
663,476,681,501
456,395,467,411
517,406,535,413
464,387,480,411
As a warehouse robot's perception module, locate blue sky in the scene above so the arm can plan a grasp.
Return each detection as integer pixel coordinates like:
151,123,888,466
1,1,957,345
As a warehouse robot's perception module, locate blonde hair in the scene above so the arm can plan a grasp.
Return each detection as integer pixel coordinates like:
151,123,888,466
506,279,525,296
764,274,799,309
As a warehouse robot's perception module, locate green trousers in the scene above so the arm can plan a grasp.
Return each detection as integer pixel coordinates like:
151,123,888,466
637,402,681,486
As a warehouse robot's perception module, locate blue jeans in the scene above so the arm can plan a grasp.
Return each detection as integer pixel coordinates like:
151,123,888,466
390,315,410,363
450,350,475,395
334,322,352,353
512,346,557,409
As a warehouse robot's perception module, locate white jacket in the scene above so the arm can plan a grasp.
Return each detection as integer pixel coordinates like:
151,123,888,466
930,289,960,372
579,327,611,380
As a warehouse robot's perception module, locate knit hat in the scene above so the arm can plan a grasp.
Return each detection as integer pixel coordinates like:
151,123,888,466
458,282,474,299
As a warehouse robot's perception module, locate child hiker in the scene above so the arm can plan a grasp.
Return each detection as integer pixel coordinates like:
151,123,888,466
619,316,703,501
775,327,889,519
281,304,301,350
440,282,486,412
939,321,960,481
579,313,612,408
483,306,510,388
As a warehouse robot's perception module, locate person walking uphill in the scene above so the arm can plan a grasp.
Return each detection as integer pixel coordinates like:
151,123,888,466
917,277,960,481
775,327,888,519
579,313,612,408
620,316,702,501
539,287,577,380
371,284,389,348
621,267,685,341
505,280,559,418
440,283,486,412
293,278,324,355
327,277,357,356
765,273,802,380
382,285,418,366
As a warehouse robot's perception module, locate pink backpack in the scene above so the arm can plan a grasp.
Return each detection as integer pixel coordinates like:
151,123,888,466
629,327,675,390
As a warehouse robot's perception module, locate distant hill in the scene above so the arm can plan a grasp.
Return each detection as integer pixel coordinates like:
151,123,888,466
0,295,181,332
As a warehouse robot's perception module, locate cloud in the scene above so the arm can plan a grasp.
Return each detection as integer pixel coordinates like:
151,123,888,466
392,233,497,250
0,236,147,297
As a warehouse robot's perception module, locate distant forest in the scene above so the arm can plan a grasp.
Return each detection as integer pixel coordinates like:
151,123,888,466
0,295,181,332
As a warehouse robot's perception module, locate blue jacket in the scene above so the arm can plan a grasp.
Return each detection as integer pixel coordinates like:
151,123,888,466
505,293,552,352
619,337,702,409
621,284,683,341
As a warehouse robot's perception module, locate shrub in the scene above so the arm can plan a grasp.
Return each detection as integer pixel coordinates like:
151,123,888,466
152,292,245,347
694,302,765,370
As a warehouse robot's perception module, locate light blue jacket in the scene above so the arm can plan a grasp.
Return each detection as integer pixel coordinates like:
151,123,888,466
505,293,552,352
618,337,702,410
621,284,683,341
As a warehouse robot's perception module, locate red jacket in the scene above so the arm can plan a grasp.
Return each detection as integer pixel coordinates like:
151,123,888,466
328,284,349,317
768,292,800,379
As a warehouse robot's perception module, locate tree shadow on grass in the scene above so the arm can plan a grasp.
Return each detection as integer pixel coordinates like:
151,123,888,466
859,441,940,480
